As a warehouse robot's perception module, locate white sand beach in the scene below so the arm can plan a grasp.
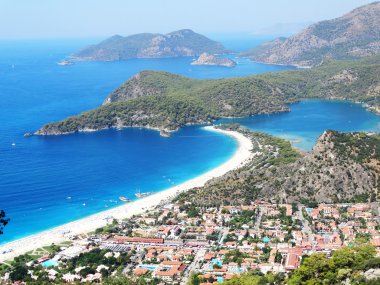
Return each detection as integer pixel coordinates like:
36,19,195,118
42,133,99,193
0,126,253,262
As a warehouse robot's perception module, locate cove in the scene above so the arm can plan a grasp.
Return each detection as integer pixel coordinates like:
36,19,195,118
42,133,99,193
218,100,380,151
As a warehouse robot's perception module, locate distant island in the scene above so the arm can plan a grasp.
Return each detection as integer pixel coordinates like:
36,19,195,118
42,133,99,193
71,29,230,61
242,2,380,67
34,54,380,136
191,53,236,67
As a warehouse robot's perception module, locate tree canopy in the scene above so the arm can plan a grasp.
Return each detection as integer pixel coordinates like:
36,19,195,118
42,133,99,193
0,210,9,235
288,242,377,285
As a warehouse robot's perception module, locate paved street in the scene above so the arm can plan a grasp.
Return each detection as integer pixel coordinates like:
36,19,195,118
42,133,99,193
298,205,315,253
181,248,207,284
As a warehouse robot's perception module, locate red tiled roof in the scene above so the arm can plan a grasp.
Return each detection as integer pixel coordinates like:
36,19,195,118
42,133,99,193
371,238,380,247
204,253,216,260
178,264,187,271
162,261,182,266
122,237,164,244
133,268,149,276
285,253,300,270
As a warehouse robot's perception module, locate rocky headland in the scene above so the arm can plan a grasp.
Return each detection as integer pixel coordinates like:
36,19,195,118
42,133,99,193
191,53,236,67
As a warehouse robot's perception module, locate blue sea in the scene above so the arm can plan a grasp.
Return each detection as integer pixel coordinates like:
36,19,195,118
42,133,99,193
0,37,379,244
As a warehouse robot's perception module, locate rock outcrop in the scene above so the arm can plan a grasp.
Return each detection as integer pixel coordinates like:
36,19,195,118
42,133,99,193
191,53,236,67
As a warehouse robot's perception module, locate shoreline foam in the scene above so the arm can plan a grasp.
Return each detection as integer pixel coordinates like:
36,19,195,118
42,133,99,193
0,126,253,261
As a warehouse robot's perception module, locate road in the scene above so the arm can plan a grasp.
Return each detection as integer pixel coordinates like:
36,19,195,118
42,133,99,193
181,248,206,285
298,205,316,253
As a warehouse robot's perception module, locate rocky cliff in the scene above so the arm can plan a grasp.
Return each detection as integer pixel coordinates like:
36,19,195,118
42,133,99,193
191,53,236,67
243,2,380,67
71,29,229,61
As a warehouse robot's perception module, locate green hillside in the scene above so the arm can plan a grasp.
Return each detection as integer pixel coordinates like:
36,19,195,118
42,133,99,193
36,55,380,135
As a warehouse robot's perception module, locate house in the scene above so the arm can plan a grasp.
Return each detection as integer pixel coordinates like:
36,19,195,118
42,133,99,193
153,261,184,282
284,253,301,270
61,273,81,283
83,273,102,283
133,268,149,276
257,263,284,274
158,211,170,222
47,269,58,281
371,238,380,248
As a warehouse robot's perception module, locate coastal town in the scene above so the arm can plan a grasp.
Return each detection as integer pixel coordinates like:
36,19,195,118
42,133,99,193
2,0,380,284
2,200,380,284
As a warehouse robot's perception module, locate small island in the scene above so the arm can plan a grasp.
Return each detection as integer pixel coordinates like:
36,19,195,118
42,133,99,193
191,52,236,67
71,29,230,61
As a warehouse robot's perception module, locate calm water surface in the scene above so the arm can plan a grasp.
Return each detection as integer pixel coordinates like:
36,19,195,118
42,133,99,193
218,100,380,150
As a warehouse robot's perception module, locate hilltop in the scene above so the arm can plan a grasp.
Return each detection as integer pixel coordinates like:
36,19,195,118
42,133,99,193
35,55,380,136
71,29,229,61
176,126,380,205
243,2,380,67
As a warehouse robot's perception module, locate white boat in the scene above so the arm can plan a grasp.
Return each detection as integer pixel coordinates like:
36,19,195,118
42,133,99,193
135,189,153,198
119,196,131,202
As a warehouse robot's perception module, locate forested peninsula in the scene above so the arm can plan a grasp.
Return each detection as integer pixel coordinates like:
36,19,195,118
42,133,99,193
35,55,380,136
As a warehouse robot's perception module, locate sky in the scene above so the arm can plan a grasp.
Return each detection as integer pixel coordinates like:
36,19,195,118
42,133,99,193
0,0,376,39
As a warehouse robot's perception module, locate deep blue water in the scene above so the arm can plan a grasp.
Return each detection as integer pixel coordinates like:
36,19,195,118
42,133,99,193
0,38,379,244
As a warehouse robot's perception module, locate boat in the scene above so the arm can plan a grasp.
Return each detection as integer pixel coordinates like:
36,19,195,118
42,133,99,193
135,190,153,198
119,196,131,202
135,192,153,198
57,59,74,66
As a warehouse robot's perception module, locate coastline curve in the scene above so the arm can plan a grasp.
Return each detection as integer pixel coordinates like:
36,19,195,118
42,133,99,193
0,126,253,261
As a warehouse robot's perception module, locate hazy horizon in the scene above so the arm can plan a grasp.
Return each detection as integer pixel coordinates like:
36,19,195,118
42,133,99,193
0,0,376,39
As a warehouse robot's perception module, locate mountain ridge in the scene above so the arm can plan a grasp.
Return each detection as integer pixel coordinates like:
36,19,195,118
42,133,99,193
243,2,380,67
71,29,230,61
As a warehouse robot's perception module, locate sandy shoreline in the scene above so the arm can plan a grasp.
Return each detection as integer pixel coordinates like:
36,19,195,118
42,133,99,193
0,126,253,262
